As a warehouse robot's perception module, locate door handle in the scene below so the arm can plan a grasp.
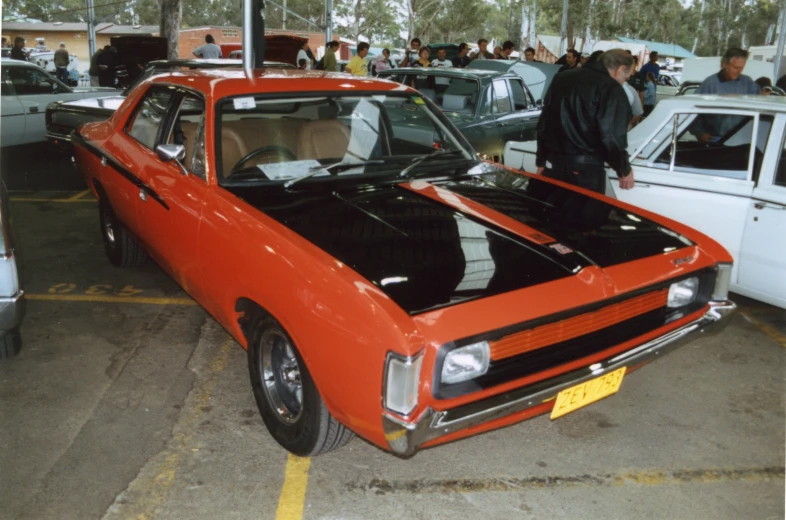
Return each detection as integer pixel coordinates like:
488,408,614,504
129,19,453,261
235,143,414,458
139,189,147,202
497,122,508,127
28,106,39,113
753,202,785,210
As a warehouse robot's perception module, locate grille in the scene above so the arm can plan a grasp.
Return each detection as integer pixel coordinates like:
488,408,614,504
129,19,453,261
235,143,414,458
489,289,669,361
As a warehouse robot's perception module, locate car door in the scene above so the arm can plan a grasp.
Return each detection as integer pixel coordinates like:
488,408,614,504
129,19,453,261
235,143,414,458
470,85,503,160
737,115,786,308
4,65,81,145
610,109,768,286
506,78,539,142
134,89,209,303
0,69,25,147
490,79,524,151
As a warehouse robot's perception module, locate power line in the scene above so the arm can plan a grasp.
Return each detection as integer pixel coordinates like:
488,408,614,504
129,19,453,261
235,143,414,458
5,0,136,22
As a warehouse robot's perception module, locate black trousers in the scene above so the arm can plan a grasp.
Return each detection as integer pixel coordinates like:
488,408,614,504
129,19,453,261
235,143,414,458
542,153,606,194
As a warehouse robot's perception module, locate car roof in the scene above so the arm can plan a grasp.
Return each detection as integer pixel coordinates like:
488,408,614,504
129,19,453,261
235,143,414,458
659,94,786,112
147,58,294,69
378,67,503,80
1,58,45,70
147,69,413,98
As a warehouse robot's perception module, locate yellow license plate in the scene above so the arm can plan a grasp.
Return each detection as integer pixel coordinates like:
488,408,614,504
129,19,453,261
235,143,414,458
550,367,626,420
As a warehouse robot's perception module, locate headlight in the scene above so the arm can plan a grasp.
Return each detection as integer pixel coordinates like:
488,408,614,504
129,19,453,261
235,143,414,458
384,352,423,416
667,276,699,308
441,341,490,385
712,263,732,301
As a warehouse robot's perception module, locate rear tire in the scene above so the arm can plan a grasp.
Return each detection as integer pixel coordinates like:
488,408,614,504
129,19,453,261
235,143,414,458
247,315,355,456
0,329,21,359
99,201,148,268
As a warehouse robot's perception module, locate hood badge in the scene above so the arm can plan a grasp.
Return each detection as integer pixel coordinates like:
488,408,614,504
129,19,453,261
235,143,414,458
549,243,573,255
672,255,693,266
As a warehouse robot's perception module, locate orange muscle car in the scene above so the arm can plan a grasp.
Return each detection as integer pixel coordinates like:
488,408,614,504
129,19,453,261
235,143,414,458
72,67,736,457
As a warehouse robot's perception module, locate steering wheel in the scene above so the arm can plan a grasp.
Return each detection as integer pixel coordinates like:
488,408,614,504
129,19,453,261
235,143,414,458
230,146,297,175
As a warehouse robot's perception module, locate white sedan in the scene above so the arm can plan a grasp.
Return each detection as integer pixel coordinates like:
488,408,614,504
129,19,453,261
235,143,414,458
504,95,786,308
1,59,116,147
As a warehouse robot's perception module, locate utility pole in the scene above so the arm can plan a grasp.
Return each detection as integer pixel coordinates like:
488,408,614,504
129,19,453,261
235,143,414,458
282,0,287,29
86,0,96,58
325,0,333,44
559,0,568,56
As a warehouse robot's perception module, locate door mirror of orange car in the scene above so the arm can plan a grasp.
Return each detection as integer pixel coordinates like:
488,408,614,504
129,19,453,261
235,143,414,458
156,144,188,176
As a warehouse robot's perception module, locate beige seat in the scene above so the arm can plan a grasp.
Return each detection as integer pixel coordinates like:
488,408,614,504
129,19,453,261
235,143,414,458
297,120,351,160
179,121,199,163
220,126,249,177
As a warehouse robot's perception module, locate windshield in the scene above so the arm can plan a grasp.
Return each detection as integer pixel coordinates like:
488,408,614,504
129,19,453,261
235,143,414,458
216,93,475,185
381,73,480,115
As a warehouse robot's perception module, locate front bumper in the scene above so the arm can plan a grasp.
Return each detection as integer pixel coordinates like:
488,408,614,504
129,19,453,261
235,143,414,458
382,300,736,457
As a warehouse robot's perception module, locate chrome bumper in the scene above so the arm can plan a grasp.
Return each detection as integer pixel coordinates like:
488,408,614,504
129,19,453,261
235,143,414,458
382,300,736,457
0,290,25,333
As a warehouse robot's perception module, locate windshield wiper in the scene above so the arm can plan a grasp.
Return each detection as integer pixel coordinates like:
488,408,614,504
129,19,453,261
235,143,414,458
284,159,385,189
399,149,465,178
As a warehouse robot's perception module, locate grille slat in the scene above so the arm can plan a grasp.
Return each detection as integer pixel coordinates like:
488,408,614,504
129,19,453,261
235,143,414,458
490,289,668,360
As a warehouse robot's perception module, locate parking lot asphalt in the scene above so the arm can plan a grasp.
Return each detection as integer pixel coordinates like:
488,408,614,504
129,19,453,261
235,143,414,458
1,190,784,520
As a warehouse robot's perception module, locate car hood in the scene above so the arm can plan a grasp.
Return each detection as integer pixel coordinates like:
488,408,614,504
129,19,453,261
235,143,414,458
55,95,126,112
225,168,691,315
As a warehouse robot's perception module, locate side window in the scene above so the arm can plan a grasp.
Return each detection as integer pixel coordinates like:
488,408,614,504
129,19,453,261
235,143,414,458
126,87,176,150
479,87,493,116
6,67,67,95
647,112,760,180
166,93,206,177
492,80,512,114
508,79,529,111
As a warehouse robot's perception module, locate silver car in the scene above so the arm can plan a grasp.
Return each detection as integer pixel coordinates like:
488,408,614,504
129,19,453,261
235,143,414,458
0,180,24,358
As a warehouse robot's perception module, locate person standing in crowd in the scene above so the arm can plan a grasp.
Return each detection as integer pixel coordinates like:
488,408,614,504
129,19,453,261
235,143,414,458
622,78,644,128
97,46,118,87
54,43,70,83
643,72,657,116
493,45,503,59
695,48,761,96
777,74,786,91
639,51,660,81
580,54,589,67
535,49,635,193
413,47,431,68
1,38,7,48
192,34,222,59
431,47,452,68
373,48,392,75
400,38,421,67
89,46,103,86
452,43,471,68
11,37,30,61
470,39,494,60
626,53,646,107
500,41,515,59
345,42,369,76
558,49,580,72
322,40,339,71
296,40,312,70
524,47,540,62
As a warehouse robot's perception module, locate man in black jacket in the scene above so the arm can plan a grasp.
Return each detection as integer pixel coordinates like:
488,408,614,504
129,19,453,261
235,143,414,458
535,49,635,194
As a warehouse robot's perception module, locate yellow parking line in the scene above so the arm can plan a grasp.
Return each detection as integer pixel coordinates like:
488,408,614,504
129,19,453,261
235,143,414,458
27,293,197,306
67,189,92,201
275,455,312,520
740,311,786,348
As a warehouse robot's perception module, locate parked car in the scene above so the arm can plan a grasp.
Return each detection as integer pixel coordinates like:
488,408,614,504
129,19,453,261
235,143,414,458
0,179,25,359
72,68,735,457
377,67,541,162
45,59,293,146
676,81,784,97
0,59,116,148
504,94,786,308
465,59,560,103
654,71,681,104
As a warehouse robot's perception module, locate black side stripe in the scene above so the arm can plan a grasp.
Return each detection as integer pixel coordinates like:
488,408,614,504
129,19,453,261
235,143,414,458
71,130,169,211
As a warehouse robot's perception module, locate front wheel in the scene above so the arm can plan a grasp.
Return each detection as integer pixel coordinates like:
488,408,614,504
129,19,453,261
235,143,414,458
247,315,354,456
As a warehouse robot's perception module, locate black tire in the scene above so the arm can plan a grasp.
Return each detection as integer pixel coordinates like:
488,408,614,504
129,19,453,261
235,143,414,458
248,315,355,456
0,329,21,359
99,200,148,268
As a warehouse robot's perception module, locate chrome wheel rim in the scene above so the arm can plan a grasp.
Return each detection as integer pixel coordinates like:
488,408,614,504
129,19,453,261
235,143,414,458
103,208,116,246
260,328,303,424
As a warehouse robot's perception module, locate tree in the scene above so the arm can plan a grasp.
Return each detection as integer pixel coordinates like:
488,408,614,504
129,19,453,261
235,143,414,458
160,0,181,59
335,0,399,42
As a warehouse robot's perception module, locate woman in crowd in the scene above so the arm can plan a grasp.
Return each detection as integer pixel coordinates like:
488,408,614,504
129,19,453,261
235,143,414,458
373,48,392,76
644,72,657,117
412,47,431,68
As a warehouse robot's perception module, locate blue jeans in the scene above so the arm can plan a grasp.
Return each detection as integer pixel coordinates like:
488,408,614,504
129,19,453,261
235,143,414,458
55,67,69,84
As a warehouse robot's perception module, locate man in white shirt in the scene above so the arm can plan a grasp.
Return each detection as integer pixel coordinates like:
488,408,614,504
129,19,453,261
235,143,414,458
431,48,453,92
192,35,222,59
622,81,643,128
296,41,312,70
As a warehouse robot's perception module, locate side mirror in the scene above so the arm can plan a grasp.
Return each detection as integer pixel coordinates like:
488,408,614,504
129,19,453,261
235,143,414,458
156,144,188,175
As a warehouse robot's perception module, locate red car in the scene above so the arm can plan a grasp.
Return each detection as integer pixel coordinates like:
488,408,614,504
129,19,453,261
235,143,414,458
72,67,736,457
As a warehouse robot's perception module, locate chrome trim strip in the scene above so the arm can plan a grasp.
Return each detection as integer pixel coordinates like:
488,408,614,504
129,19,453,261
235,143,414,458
382,300,736,457
46,132,72,142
